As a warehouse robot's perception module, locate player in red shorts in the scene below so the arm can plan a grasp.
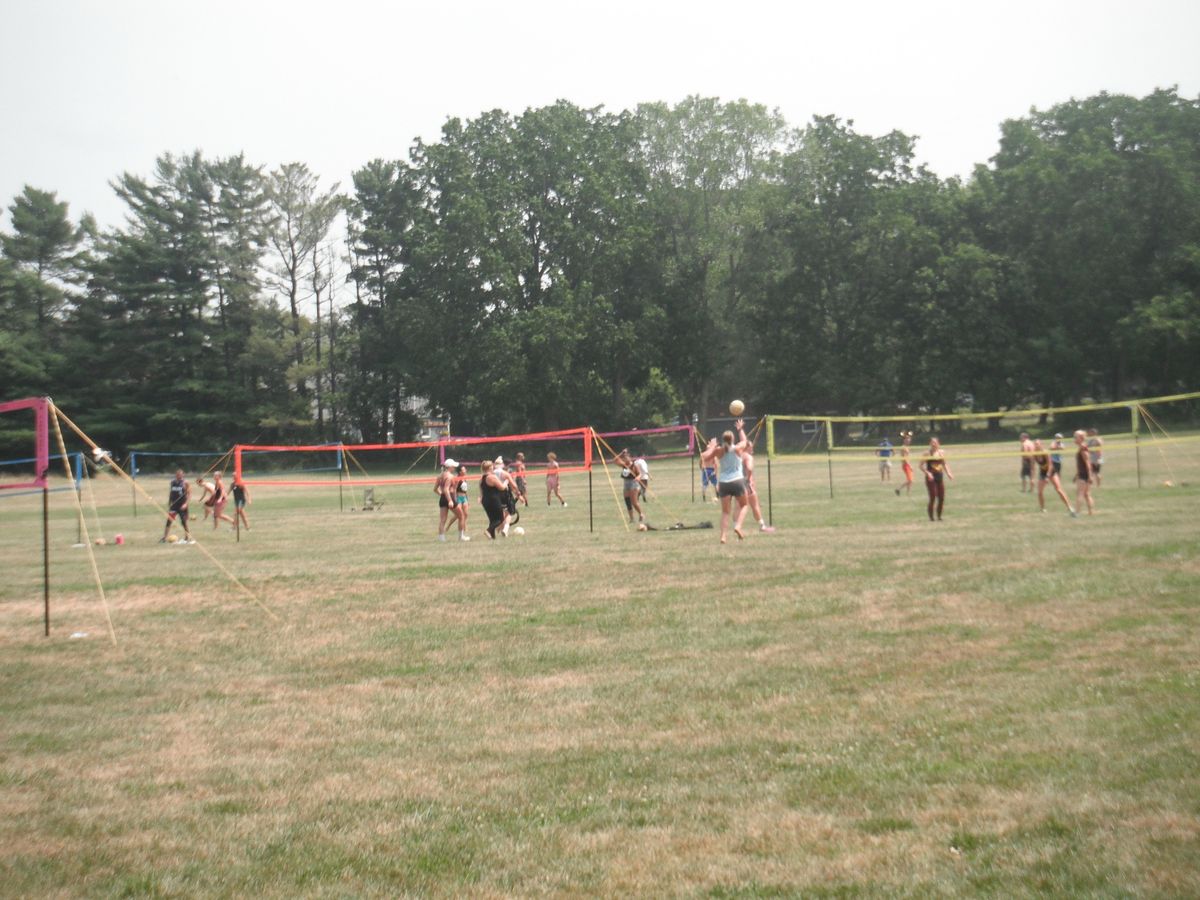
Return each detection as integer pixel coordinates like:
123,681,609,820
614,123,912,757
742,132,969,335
894,431,914,496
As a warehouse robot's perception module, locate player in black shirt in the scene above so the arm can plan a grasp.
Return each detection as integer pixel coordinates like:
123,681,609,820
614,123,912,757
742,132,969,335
160,469,193,543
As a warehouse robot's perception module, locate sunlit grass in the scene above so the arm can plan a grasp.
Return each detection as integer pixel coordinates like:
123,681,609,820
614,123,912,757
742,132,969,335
1,437,1198,895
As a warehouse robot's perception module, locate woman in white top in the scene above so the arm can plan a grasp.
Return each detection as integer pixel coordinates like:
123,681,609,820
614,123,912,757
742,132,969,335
700,418,751,543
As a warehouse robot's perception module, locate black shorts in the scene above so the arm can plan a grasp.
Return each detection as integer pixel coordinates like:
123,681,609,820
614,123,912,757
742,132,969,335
169,506,188,524
438,495,450,509
481,495,505,535
1052,461,1062,476
1020,459,1032,477
718,479,746,498
1092,462,1102,475
1038,469,1050,481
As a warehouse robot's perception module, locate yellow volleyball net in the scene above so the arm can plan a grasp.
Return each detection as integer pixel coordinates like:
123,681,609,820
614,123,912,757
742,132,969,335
765,391,1200,499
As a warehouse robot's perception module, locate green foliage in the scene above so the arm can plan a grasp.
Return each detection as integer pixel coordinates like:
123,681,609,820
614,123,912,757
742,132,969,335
3,89,1198,449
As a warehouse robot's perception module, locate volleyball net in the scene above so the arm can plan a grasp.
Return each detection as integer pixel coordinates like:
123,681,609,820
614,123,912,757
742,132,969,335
765,391,1200,494
234,427,595,488
0,397,51,494
437,423,694,468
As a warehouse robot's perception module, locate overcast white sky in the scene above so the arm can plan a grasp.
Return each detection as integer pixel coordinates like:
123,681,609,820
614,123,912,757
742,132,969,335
2,0,1198,230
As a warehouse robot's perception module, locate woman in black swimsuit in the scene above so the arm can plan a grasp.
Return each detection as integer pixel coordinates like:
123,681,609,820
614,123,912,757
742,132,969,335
479,460,510,538
1073,430,1096,516
919,437,954,522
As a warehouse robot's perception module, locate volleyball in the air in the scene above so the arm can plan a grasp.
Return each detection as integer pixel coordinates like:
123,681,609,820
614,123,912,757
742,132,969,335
729,399,745,416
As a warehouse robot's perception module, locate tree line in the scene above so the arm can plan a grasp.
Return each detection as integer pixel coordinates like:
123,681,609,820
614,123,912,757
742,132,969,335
2,88,1198,455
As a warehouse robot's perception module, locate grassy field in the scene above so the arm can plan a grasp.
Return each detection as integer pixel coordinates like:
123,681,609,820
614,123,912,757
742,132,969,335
2,436,1199,897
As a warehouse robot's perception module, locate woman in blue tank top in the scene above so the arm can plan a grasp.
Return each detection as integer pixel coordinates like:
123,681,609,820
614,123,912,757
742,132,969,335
700,418,751,543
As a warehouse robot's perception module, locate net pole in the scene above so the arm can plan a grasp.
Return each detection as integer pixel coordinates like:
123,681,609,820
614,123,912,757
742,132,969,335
43,485,50,637
767,457,773,526
338,449,344,513
76,454,86,544
75,458,83,545
825,419,835,499
589,468,594,534
691,431,696,503
130,453,138,517
1132,405,1142,489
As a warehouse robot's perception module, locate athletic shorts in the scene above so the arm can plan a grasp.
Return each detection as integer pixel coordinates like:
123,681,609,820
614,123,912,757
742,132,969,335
516,477,527,495
1052,461,1062,476
1038,469,1050,481
235,498,246,509
1020,459,1032,477
879,459,892,471
456,494,468,506
718,479,747,498
701,468,717,488
546,474,559,490
438,495,450,509
169,506,188,524
902,461,913,480
1092,462,1102,475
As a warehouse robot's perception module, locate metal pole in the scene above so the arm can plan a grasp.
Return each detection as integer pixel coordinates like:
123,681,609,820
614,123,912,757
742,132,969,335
691,441,696,503
589,469,594,534
43,486,50,637
339,462,344,512
1132,405,1142,489
130,453,138,517
75,457,83,545
826,419,835,499
767,457,773,526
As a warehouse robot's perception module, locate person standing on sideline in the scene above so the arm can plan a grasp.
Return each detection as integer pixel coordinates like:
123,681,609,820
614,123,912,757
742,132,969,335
1087,428,1104,486
877,436,893,482
895,431,914,496
743,439,775,532
435,459,458,542
1033,438,1076,516
920,437,954,521
700,419,751,543
161,469,193,543
1074,430,1096,515
232,476,251,531
1019,432,1035,493
545,452,567,506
